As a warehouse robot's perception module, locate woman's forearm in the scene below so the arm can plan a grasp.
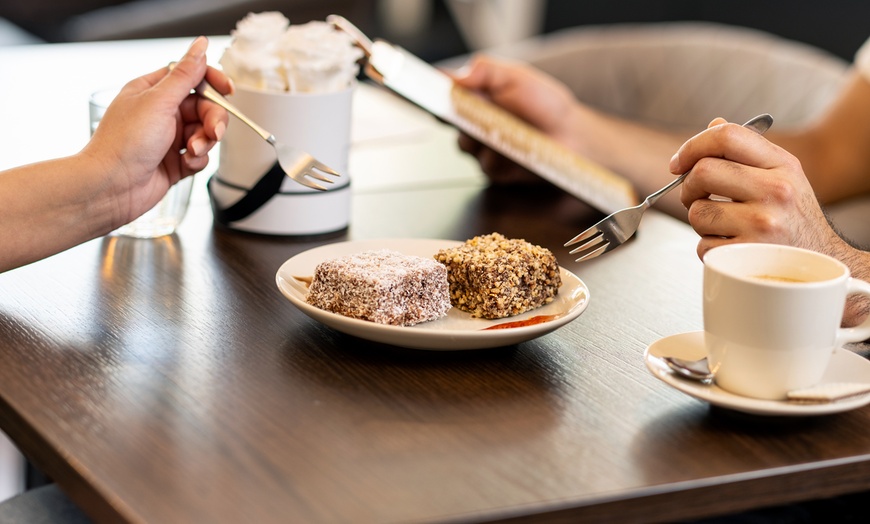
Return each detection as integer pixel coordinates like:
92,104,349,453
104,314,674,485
0,154,118,272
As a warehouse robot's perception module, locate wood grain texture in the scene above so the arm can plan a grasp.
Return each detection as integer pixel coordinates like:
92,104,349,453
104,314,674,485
2,184,870,523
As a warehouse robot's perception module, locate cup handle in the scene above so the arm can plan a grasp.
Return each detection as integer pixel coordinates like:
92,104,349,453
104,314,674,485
837,277,870,344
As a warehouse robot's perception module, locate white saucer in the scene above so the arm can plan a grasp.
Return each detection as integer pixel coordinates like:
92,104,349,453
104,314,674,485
644,331,870,416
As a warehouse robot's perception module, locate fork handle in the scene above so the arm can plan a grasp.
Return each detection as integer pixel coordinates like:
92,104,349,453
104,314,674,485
644,113,773,208
644,171,688,208
168,61,274,143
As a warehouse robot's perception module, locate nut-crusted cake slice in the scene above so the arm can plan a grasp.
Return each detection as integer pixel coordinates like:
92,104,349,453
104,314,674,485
306,249,451,326
434,233,561,319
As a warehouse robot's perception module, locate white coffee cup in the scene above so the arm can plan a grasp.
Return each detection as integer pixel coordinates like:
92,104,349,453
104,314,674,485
703,243,870,400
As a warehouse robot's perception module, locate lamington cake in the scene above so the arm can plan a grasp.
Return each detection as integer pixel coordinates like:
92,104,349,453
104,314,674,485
434,233,561,319
306,249,451,326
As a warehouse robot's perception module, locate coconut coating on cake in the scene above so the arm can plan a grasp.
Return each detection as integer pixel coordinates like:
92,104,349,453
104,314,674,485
434,233,561,319
306,249,451,326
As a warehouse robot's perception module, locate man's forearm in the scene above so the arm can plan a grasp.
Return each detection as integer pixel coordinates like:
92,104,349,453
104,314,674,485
574,106,693,219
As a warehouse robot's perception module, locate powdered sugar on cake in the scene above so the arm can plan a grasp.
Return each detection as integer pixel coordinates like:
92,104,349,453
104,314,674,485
306,249,450,326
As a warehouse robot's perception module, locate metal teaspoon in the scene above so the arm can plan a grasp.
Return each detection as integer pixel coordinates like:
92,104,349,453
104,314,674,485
663,356,714,383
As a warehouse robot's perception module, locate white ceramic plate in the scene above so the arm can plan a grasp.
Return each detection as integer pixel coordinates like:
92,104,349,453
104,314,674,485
276,238,590,350
645,331,870,416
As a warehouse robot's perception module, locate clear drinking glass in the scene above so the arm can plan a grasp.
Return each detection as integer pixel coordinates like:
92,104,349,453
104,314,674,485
89,88,193,238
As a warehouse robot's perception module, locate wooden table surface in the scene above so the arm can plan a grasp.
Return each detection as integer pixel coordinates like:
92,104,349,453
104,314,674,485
2,38,870,524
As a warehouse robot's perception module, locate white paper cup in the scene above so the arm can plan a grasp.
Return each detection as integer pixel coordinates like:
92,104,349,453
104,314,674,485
703,243,870,399
89,88,193,239
210,83,354,236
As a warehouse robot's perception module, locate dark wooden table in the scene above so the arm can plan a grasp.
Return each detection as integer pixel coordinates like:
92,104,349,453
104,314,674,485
2,38,870,524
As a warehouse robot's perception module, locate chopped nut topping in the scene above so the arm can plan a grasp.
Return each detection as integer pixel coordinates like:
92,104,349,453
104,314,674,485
434,233,561,319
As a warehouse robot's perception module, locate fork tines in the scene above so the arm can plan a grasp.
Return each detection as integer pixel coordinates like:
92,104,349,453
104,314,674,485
564,229,610,262
313,161,341,178
307,163,341,183
296,161,341,191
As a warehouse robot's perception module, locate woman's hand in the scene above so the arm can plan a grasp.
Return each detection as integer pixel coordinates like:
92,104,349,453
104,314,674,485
83,36,233,224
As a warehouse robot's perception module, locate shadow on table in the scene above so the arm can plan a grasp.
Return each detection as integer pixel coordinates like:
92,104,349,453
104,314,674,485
278,321,565,438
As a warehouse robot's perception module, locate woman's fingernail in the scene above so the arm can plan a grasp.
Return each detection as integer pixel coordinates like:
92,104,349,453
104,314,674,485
190,137,206,156
186,36,207,59
669,153,679,172
214,121,226,141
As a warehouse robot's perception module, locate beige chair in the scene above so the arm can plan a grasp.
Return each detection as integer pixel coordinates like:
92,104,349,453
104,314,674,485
478,22,870,246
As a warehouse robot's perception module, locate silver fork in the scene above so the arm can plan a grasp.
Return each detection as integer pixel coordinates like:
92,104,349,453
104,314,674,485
564,113,773,262
172,63,341,191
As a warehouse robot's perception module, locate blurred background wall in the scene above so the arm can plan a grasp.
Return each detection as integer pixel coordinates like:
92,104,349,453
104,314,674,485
0,0,868,63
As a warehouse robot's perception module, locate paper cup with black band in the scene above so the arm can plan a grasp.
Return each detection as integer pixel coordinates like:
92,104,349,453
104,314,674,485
210,83,354,236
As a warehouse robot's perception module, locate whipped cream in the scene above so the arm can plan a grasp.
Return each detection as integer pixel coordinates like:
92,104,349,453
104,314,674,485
220,12,362,93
